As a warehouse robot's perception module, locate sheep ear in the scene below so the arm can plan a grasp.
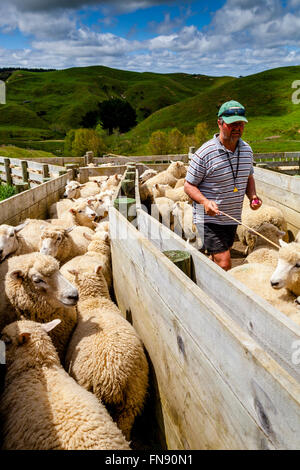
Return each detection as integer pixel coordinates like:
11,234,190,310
70,208,76,214
68,268,78,276
94,265,102,275
17,332,31,345
10,269,24,280
279,239,288,247
65,226,75,233
14,221,28,233
41,319,61,333
83,232,93,241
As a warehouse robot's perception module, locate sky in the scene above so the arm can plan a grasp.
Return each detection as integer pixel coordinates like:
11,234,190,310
0,0,300,76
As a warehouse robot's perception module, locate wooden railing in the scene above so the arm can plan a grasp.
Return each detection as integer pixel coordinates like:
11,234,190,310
0,157,68,192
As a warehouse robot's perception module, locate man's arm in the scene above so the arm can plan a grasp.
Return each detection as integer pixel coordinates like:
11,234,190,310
184,181,220,216
246,174,262,210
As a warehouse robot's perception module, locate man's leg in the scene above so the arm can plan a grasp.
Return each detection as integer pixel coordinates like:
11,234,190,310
211,249,232,271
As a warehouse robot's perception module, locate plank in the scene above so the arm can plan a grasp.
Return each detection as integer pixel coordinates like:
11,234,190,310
111,239,274,450
137,208,300,382
110,207,300,449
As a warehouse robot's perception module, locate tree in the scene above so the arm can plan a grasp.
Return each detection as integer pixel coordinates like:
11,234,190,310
168,128,184,154
149,130,169,155
194,122,209,148
64,128,106,157
98,98,137,134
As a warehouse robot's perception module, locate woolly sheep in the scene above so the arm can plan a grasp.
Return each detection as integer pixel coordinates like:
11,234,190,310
65,266,149,441
270,240,300,306
39,225,95,264
152,196,175,230
174,178,185,188
63,180,102,199
171,201,198,244
244,222,285,266
229,262,300,324
237,203,288,251
0,222,30,262
152,183,191,203
48,200,97,230
60,231,112,290
0,252,78,359
0,319,130,450
139,169,158,183
140,161,186,202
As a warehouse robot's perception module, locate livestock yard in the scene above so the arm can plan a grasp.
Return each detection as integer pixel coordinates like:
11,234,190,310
0,152,299,450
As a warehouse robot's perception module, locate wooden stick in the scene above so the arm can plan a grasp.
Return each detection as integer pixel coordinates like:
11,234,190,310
219,210,281,249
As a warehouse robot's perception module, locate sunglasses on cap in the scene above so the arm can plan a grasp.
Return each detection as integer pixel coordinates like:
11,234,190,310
219,108,246,117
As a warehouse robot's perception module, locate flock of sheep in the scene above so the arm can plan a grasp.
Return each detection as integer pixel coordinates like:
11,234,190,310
0,174,148,450
138,161,300,325
0,160,299,450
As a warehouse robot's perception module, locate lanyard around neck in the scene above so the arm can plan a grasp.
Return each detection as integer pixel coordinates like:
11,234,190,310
224,146,240,190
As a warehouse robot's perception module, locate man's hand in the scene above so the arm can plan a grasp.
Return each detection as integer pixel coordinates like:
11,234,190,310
250,196,262,210
203,199,220,216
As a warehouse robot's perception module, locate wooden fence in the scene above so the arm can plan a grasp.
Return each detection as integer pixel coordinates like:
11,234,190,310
0,156,67,191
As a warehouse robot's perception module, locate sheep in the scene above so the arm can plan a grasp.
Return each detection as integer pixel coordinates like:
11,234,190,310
0,252,78,359
60,231,112,291
152,197,175,230
237,203,288,252
63,180,102,199
64,266,149,441
152,183,191,203
0,222,30,262
270,240,300,306
39,225,95,264
0,319,131,450
229,262,300,324
171,201,199,244
48,200,97,230
244,223,286,266
140,162,187,202
174,178,185,188
139,169,158,183
101,174,122,192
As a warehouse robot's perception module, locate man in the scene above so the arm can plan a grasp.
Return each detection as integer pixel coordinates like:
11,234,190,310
184,100,262,271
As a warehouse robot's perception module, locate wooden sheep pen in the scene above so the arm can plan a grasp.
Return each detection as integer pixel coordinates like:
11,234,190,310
0,160,299,450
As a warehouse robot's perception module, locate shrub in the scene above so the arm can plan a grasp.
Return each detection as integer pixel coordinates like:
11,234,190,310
149,130,169,155
168,128,184,154
194,122,209,148
0,184,18,201
64,128,107,157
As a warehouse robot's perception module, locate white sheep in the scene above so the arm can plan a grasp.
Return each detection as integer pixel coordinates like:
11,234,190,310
237,203,288,251
65,266,149,441
152,196,175,230
171,201,199,244
39,225,95,264
244,223,285,266
0,252,78,359
63,180,102,199
174,178,185,188
152,183,191,203
0,319,130,450
139,169,158,183
48,200,97,230
140,161,187,202
0,222,30,262
60,231,112,291
270,240,300,306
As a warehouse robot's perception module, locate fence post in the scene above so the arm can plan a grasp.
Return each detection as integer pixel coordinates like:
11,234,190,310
42,164,50,181
4,158,12,186
20,160,28,185
188,147,195,161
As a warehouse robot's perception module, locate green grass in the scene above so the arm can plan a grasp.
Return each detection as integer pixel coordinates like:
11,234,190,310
0,184,18,201
0,145,58,159
1,64,300,155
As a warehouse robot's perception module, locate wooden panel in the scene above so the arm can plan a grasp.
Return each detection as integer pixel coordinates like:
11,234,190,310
110,207,300,449
137,208,300,382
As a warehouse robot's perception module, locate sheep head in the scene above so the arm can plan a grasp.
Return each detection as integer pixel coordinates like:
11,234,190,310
270,241,300,296
0,222,28,262
39,226,74,258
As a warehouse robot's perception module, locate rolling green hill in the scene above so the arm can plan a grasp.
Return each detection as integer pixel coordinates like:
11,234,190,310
1,65,300,154
0,66,233,140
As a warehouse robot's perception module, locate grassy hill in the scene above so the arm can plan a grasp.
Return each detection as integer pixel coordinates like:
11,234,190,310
1,64,300,154
0,66,233,140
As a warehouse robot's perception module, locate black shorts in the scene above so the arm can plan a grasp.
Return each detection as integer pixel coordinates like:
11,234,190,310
201,223,237,255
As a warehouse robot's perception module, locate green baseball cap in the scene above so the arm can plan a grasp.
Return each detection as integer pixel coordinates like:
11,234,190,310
218,100,248,124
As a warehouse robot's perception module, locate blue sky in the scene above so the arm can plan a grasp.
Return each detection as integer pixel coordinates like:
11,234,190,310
0,0,299,76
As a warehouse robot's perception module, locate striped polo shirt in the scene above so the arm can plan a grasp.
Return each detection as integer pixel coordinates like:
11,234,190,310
186,133,254,225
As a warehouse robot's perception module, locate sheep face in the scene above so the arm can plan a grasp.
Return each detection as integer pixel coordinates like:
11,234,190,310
167,161,187,179
0,224,26,262
1,319,61,368
6,253,79,311
63,181,81,199
70,203,97,226
270,241,300,294
39,227,72,257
